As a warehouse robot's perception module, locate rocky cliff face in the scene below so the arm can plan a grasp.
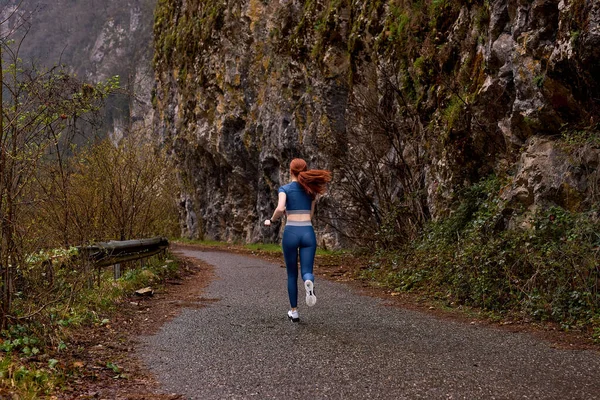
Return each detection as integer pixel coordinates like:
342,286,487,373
0,0,157,135
152,0,600,245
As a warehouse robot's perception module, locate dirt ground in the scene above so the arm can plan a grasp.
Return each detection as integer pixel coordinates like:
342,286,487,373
56,242,598,399
54,253,214,399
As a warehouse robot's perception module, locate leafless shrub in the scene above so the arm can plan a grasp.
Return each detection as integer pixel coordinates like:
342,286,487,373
320,67,430,248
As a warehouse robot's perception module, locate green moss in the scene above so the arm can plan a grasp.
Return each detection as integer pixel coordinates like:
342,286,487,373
474,1,490,31
413,56,426,77
443,95,464,131
533,74,545,88
153,0,226,76
387,6,411,43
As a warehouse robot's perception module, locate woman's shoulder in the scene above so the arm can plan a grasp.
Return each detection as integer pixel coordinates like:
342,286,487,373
278,181,300,193
278,182,292,193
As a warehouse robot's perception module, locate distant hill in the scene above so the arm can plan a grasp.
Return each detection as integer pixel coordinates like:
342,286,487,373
0,0,157,137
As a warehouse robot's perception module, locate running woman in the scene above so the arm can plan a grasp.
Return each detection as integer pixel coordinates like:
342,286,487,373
264,158,331,322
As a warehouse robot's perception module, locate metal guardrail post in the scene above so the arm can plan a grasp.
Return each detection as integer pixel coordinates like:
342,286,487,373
78,247,94,288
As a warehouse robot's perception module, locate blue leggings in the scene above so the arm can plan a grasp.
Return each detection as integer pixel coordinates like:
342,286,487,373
282,224,316,308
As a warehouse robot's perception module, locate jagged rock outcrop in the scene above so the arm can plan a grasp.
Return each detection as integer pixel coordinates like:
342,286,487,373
152,0,599,245
504,137,593,213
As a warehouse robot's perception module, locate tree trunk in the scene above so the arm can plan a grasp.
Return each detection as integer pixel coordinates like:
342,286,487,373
0,43,7,329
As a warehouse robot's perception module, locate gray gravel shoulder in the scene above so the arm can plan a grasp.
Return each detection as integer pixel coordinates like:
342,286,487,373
139,249,600,399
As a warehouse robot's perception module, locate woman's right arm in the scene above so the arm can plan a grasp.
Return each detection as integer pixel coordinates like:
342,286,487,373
265,192,286,226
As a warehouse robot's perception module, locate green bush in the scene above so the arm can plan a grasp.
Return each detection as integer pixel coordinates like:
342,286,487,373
360,175,600,333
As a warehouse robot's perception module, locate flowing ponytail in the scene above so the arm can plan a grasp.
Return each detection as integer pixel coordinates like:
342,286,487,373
290,158,331,199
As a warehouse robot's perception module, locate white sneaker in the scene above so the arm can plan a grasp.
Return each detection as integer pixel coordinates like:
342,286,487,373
305,280,317,307
287,309,299,322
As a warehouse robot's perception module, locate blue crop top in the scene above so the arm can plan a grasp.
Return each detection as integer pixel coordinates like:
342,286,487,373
278,182,313,214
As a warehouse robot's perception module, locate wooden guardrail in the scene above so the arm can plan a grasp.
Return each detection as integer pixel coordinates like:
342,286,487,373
78,237,169,280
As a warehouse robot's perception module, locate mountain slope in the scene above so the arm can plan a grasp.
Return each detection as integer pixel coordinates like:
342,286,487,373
1,0,157,135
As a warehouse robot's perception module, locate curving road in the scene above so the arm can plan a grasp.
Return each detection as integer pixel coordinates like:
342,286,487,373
139,249,600,399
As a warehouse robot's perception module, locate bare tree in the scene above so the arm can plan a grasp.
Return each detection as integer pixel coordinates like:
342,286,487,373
0,21,114,327
321,66,430,249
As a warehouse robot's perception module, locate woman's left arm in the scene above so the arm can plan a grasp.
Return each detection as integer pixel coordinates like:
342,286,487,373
311,199,316,220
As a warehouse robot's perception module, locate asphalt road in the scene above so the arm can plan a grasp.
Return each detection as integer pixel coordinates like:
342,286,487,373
139,249,600,399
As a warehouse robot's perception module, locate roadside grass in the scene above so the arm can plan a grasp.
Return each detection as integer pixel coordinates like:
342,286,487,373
174,237,229,247
0,353,58,399
244,243,282,253
245,242,339,256
0,252,181,397
174,238,341,256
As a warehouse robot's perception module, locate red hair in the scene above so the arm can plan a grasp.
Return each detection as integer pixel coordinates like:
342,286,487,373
290,158,331,199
